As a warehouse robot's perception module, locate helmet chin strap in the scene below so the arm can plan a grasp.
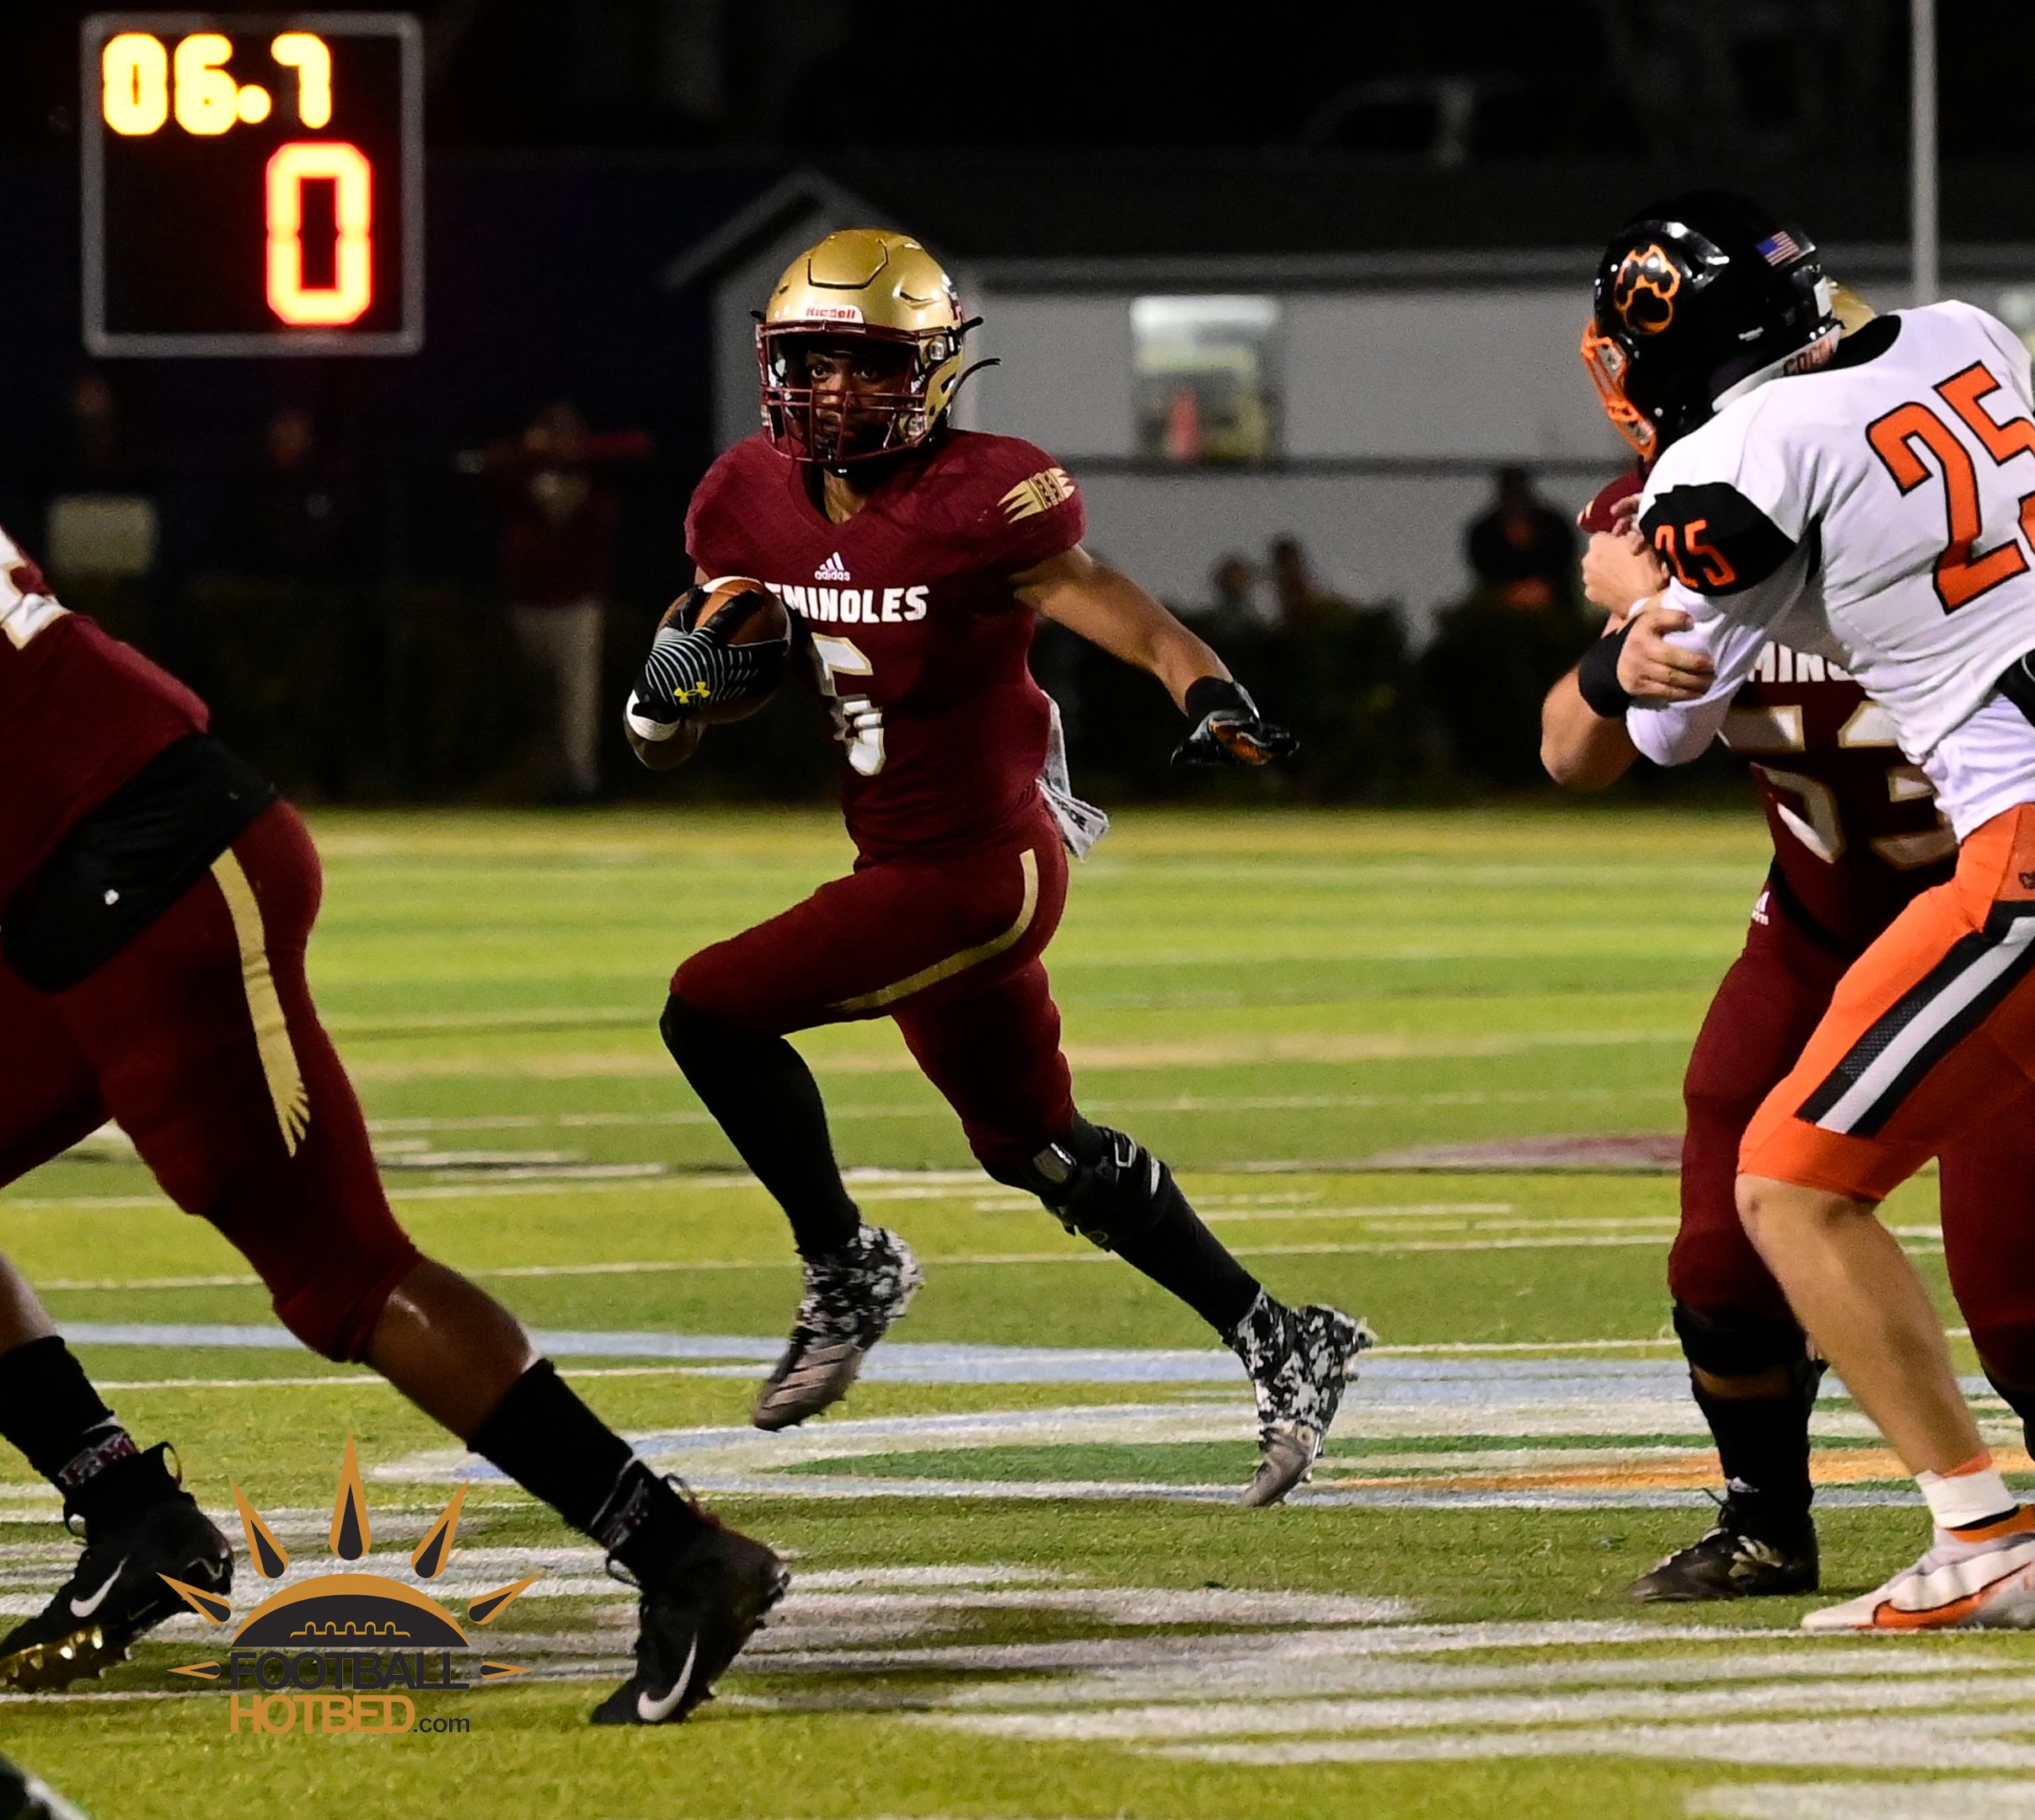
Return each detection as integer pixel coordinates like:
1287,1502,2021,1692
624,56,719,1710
1711,321,1840,412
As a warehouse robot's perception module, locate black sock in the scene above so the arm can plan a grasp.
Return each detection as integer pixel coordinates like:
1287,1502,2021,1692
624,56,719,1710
1690,1368,1818,1540
469,1360,703,1576
662,994,860,1257
1055,1121,1262,1336
0,1336,174,1523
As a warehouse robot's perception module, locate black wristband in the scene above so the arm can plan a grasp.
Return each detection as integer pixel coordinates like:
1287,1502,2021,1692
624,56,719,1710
1185,676,1253,721
1576,624,1636,720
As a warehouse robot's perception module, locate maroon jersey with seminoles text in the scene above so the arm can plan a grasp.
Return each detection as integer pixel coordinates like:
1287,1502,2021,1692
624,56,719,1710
1720,646,1955,949
685,430,1085,860
1580,473,1954,951
0,527,207,907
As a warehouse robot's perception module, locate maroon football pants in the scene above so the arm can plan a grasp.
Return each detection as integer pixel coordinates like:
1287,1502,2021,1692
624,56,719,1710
0,803,420,1360
1679,882,2035,1388
672,806,1078,1171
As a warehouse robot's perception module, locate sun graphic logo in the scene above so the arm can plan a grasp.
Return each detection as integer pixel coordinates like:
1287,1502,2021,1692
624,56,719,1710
167,1437,538,1735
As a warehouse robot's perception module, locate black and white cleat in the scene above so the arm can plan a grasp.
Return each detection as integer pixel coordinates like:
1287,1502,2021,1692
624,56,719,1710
1229,1294,1375,1508
751,1224,924,1432
592,1512,790,1726
1627,1499,1818,1602
0,1451,232,1694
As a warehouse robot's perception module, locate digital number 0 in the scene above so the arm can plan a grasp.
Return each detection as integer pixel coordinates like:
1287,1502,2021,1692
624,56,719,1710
102,34,169,136
265,142,373,327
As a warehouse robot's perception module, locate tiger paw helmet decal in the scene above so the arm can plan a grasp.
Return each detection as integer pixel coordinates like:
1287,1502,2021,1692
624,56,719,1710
1612,243,1683,335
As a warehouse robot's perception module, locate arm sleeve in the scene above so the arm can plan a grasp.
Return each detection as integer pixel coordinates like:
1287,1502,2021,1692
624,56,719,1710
1638,393,1813,595
1624,399,1815,764
1624,559,1803,766
973,445,1086,572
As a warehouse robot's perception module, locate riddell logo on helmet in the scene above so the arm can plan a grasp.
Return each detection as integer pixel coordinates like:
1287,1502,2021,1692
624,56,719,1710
1612,244,1682,335
799,304,864,324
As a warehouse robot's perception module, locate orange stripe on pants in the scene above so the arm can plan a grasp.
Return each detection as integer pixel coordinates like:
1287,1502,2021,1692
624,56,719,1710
1741,802,2035,1202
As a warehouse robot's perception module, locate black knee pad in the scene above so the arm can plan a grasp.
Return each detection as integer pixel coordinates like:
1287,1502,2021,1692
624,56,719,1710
1672,1300,1808,1380
659,993,718,1064
987,1118,1178,1250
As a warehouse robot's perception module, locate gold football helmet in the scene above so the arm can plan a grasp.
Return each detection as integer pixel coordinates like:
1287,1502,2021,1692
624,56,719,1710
757,229,977,464
1828,280,1876,335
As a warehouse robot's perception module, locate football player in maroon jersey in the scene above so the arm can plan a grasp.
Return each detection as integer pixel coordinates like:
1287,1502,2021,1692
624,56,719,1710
625,228,1368,1507
0,533,783,1720
1543,318,2035,1599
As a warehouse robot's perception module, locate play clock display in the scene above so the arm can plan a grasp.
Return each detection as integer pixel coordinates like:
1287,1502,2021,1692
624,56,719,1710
82,13,422,356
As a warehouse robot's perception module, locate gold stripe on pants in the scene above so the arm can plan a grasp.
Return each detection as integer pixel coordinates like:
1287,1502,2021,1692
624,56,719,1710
212,848,311,1156
829,849,1041,1014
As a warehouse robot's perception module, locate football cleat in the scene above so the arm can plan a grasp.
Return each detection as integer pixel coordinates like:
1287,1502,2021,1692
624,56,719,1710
1802,1509,2035,1631
0,1449,232,1692
1228,1293,1374,1507
1626,1498,1818,1602
752,1224,924,1432
592,1507,790,1726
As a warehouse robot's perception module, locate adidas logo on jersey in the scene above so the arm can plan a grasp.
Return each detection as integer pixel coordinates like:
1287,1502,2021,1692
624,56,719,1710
814,552,852,581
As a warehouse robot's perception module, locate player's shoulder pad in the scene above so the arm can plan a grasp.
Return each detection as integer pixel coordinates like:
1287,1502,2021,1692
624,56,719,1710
1931,297,2034,399
919,431,1083,558
685,433,776,559
1639,477,1797,596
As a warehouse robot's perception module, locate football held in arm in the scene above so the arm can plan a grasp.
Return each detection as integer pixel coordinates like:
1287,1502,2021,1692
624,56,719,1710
622,227,1361,1508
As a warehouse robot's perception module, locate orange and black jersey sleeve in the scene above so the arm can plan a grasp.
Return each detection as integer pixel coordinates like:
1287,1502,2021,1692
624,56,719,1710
1639,481,1804,597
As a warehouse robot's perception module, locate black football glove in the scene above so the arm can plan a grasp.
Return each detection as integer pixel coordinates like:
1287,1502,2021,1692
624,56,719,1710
1170,677,1298,768
627,586,785,729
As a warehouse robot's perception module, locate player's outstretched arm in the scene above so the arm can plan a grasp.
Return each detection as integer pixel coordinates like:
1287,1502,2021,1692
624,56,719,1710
1541,658,1640,790
1542,600,1719,787
1014,545,1295,766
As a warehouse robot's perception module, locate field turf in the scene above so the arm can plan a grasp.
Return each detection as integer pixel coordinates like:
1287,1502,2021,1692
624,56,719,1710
3,804,2028,1820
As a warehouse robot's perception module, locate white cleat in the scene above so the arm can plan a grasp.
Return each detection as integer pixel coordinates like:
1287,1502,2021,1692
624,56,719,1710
1802,1513,2035,1631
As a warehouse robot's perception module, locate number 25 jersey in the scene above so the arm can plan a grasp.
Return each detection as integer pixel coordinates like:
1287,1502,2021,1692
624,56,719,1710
1626,301,2035,838
684,429,1085,862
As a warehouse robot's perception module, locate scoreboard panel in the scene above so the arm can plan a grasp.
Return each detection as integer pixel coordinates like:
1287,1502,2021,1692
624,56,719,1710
82,13,422,356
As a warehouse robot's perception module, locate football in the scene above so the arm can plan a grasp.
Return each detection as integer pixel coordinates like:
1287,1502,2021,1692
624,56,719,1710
670,575,793,725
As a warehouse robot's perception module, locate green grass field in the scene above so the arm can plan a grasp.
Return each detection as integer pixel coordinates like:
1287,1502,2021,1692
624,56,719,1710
4,804,2029,1820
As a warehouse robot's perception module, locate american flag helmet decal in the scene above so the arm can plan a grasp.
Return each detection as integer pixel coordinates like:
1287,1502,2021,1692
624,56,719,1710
1756,229,1803,265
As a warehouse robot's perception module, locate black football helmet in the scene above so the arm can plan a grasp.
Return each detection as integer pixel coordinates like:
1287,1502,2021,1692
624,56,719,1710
1582,190,1838,458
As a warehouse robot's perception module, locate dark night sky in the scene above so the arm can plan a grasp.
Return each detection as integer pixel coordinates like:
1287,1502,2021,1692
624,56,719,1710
8,0,2030,159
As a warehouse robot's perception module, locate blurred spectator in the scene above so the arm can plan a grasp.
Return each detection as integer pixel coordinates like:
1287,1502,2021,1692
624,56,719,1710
463,403,650,802
1464,465,1577,612
1421,473,1594,786
42,372,157,585
1196,553,1268,638
219,408,355,586
1268,534,1330,622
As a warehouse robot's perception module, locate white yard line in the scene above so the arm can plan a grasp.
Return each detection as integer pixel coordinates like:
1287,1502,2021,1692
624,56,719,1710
1690,1784,2035,1819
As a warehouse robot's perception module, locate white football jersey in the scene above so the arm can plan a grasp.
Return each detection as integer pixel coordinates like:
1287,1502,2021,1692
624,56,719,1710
1626,300,2035,837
